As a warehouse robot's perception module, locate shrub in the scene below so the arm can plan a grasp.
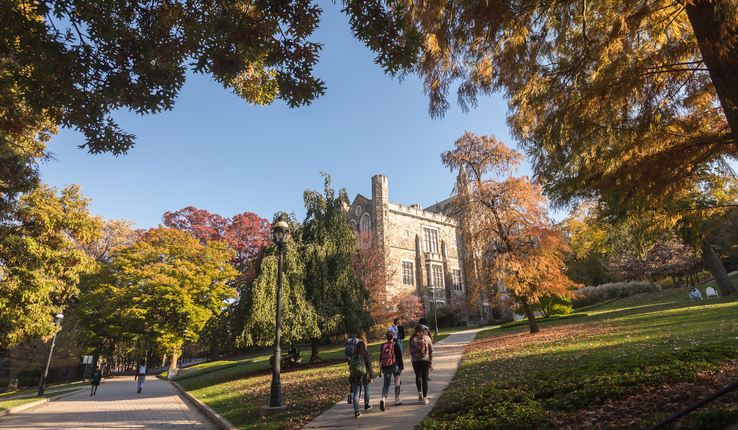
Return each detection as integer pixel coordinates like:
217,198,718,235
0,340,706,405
514,293,572,317
576,281,661,300
571,291,602,308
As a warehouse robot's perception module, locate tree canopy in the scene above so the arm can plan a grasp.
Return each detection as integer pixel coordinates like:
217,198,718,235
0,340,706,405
82,227,238,354
1,0,420,155
398,0,737,214
0,184,100,348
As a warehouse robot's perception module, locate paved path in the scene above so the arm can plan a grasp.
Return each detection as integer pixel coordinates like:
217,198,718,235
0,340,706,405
304,326,488,430
0,376,218,429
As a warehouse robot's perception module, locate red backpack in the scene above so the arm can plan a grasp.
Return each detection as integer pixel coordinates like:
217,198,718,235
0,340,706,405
379,341,396,368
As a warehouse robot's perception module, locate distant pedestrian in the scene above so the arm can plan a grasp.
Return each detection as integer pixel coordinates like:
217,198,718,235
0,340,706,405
690,288,703,301
379,330,404,411
345,330,368,404
388,318,405,356
90,365,102,396
409,324,433,404
349,340,374,418
134,360,147,393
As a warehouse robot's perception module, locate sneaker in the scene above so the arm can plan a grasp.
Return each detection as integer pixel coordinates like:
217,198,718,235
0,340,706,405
355,411,362,419
423,397,430,405
364,404,373,411
347,394,352,404
418,392,423,402
395,395,402,406
380,398,386,411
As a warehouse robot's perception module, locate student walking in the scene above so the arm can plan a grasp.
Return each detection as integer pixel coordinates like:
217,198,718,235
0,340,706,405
379,330,404,411
345,330,368,404
90,365,102,396
409,324,433,404
134,360,147,393
349,341,374,418
387,318,405,356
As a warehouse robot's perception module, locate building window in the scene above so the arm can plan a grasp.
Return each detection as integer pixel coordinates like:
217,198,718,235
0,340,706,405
423,227,439,254
360,213,371,232
426,263,444,288
355,205,362,216
402,261,414,286
452,269,463,291
402,228,410,238
350,219,358,231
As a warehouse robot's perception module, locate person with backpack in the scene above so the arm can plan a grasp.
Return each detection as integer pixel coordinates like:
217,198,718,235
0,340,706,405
134,360,147,394
349,341,374,418
345,330,368,404
378,330,404,411
418,318,433,381
387,318,405,356
409,324,433,404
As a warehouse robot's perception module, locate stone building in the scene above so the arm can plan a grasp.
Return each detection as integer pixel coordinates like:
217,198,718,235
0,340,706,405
345,174,469,315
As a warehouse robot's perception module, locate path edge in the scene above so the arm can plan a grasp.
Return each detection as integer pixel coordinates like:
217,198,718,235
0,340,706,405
170,380,237,430
0,388,85,418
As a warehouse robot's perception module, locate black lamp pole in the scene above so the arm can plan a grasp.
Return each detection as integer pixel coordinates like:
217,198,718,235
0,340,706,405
269,215,289,408
38,313,64,396
180,329,188,368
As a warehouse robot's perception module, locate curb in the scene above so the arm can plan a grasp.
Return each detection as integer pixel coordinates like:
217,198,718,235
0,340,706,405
0,389,85,418
170,381,237,430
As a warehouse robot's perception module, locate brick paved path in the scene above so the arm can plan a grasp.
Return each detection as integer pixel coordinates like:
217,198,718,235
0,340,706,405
0,376,218,429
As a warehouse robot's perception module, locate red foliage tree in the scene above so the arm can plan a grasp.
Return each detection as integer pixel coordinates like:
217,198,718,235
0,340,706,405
162,206,271,281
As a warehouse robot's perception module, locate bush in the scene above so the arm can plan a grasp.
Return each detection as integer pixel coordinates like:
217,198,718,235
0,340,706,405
571,291,602,308
576,281,661,300
514,293,572,317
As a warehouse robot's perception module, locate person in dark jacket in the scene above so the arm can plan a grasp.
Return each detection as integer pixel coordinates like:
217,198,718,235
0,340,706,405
349,340,374,418
90,365,102,396
379,330,404,410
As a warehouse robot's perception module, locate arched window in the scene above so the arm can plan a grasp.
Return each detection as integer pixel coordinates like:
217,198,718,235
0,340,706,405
360,213,371,232
350,219,358,231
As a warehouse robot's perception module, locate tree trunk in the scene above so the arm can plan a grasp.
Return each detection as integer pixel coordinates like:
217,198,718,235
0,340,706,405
5,364,18,392
520,296,539,334
161,354,167,367
671,274,678,289
700,238,737,296
685,0,738,151
211,345,220,361
688,271,695,286
169,352,178,370
309,338,322,363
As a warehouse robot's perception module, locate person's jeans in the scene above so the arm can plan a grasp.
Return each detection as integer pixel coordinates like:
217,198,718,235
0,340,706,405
351,380,370,411
381,366,401,397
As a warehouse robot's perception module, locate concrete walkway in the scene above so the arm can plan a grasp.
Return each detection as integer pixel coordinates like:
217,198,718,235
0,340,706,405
304,326,488,430
0,376,218,429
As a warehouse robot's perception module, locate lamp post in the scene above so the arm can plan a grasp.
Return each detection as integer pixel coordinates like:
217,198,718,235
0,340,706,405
431,286,439,336
269,214,289,408
38,313,64,396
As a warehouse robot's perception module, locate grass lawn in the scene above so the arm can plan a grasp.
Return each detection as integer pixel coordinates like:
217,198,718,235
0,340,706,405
176,325,471,429
417,282,738,430
0,389,80,411
0,381,87,400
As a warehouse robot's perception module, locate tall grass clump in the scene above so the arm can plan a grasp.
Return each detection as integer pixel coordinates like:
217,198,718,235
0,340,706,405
576,281,661,300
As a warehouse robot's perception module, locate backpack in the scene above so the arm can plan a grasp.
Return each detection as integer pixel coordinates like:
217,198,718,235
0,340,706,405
349,354,367,378
410,336,428,360
398,325,405,340
379,342,396,368
344,338,358,357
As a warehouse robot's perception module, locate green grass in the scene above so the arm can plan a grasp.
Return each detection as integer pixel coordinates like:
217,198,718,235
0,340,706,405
0,381,87,399
416,280,738,430
0,389,80,411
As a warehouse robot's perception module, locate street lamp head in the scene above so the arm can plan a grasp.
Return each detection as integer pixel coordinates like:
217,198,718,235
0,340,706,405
272,215,290,245
53,313,64,325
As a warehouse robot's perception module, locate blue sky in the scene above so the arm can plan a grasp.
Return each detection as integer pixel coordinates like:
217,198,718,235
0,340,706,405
40,3,539,230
